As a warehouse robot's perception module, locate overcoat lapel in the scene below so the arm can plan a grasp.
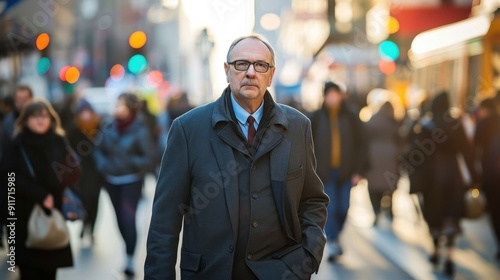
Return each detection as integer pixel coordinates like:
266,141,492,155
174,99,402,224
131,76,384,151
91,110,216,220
211,123,243,239
268,131,296,241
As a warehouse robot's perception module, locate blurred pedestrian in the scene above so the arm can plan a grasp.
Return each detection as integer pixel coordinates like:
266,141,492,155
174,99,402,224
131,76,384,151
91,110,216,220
418,91,476,276
55,94,77,132
94,92,153,277
156,101,171,162
311,81,368,262
145,34,328,279
1,85,34,147
67,99,104,244
0,98,81,280
140,99,160,176
0,86,33,250
167,91,193,121
0,95,14,122
364,101,403,225
473,97,500,260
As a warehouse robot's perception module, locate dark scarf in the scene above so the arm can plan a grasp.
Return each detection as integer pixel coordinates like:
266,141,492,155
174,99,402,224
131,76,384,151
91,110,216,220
116,114,136,134
19,129,65,194
20,128,59,148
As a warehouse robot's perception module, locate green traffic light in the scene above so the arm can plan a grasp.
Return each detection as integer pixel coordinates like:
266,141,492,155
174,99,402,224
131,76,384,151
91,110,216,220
37,57,50,75
378,40,399,61
128,54,147,74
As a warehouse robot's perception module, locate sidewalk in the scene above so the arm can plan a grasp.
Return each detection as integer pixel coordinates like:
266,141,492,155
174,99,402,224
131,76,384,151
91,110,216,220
344,177,500,280
1,176,498,279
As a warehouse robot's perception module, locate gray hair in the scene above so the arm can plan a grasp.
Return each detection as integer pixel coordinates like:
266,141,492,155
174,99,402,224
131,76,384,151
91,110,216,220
226,34,276,66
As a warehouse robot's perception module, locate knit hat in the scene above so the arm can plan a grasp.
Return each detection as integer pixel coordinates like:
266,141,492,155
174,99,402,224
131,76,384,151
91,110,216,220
76,98,93,113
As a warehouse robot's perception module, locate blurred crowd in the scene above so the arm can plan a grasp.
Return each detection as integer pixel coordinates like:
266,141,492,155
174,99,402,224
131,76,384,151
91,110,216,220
307,82,500,277
0,82,499,279
0,85,194,279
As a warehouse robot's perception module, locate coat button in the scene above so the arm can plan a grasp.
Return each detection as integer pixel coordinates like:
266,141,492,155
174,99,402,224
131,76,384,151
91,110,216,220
251,193,259,199
228,245,234,253
247,254,253,261
252,221,259,228
251,165,256,171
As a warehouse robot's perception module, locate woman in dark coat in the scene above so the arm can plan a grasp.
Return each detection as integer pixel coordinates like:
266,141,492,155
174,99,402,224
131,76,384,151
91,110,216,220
67,99,104,243
0,98,81,280
94,92,153,277
419,92,476,276
474,98,500,260
365,102,402,224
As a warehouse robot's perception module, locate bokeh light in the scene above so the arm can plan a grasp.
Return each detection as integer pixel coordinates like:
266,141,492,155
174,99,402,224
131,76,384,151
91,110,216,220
472,188,480,198
378,59,396,75
359,107,372,122
128,54,147,74
387,16,400,35
110,64,125,81
260,13,281,31
65,67,80,84
129,31,147,49
147,70,164,87
36,33,50,51
59,65,71,81
378,40,400,61
37,57,50,75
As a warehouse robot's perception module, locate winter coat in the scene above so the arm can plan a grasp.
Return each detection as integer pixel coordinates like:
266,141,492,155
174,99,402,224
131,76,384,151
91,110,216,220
67,123,104,215
364,107,402,192
418,92,476,229
474,114,500,190
310,101,369,184
93,116,153,179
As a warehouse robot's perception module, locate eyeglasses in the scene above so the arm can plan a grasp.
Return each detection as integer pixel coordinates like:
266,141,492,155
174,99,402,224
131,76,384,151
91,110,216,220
228,60,274,73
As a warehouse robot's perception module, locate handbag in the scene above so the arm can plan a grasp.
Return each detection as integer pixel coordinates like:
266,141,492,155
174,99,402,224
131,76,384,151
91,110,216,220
464,187,486,219
25,204,69,249
62,187,86,221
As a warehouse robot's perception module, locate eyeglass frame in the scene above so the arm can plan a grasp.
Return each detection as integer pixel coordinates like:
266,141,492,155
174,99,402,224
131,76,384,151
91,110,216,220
227,60,274,73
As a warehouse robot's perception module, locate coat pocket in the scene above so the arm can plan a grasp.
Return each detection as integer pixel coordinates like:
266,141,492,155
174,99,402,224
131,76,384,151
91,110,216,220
180,249,202,272
286,165,304,181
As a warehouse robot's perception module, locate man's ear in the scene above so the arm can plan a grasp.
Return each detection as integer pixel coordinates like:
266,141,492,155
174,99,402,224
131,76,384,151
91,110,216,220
268,66,276,86
224,62,230,83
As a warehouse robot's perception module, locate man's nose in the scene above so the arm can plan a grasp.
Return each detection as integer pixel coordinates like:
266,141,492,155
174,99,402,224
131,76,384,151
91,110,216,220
245,64,256,78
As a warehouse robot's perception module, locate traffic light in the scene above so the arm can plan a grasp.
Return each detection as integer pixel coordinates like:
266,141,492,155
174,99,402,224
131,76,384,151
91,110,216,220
36,32,50,75
127,30,148,75
378,40,400,61
377,16,400,75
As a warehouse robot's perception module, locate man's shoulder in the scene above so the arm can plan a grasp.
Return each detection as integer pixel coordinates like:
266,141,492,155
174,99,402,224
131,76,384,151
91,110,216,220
276,103,309,124
175,102,215,126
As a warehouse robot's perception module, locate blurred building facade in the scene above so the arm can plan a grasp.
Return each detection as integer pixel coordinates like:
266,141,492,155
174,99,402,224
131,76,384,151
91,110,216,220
0,0,499,111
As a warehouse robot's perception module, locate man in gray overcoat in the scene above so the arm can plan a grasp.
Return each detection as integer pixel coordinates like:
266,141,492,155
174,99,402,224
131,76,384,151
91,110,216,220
145,34,329,279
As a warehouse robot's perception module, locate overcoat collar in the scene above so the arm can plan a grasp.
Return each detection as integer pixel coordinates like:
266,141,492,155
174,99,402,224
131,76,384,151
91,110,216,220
211,86,289,130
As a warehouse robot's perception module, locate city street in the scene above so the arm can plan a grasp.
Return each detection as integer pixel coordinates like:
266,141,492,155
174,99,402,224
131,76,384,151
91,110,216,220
1,176,499,280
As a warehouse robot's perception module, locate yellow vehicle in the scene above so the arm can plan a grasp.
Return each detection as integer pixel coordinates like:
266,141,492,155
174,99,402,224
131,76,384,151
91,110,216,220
408,9,500,110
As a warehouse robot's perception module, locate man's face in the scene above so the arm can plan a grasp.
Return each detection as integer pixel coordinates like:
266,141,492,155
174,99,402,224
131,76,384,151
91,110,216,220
224,38,275,103
14,89,32,112
325,89,343,110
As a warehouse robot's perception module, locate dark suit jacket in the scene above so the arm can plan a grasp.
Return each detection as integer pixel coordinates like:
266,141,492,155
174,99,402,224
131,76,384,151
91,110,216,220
310,102,369,184
145,88,328,279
